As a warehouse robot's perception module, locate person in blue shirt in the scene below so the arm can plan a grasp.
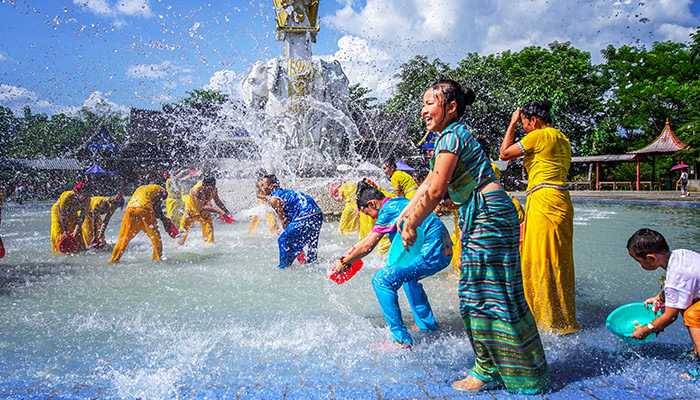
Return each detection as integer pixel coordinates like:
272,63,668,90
261,175,323,269
332,179,452,348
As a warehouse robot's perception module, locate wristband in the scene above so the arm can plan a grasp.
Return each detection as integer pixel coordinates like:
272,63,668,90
646,322,655,330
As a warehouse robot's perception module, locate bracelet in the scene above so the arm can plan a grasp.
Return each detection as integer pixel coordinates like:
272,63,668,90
647,322,655,330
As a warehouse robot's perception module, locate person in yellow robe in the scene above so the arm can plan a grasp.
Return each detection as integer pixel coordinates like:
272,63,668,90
109,184,174,263
382,157,418,199
81,195,124,249
248,170,278,236
165,170,188,227
357,178,393,254
500,100,578,335
179,174,231,245
50,183,92,254
331,180,360,234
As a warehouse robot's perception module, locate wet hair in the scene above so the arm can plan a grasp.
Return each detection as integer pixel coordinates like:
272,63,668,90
627,228,670,258
430,79,476,120
383,156,396,169
520,100,553,124
202,174,216,186
356,178,385,210
263,174,279,188
254,168,267,179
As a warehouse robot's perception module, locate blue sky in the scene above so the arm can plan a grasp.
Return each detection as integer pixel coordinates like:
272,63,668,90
1,0,699,116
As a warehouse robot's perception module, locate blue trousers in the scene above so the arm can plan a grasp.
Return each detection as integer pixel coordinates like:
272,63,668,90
372,252,451,345
277,213,323,269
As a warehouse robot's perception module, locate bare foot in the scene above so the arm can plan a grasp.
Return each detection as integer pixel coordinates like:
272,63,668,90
452,375,491,392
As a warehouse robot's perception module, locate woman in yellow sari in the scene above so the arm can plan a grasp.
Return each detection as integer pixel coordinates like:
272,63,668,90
500,100,578,335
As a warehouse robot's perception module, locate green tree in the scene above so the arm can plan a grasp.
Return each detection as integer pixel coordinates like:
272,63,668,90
384,55,452,143
600,41,698,146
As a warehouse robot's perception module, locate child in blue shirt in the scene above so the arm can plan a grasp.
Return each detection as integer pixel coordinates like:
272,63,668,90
333,179,452,348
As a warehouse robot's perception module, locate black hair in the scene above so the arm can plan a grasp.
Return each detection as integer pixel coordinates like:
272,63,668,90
430,79,476,120
627,228,670,258
383,155,396,169
263,174,279,188
254,169,267,179
356,178,385,210
203,175,216,186
520,100,553,124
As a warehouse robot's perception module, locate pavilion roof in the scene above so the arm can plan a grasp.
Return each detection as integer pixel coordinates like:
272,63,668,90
629,120,689,155
571,154,637,163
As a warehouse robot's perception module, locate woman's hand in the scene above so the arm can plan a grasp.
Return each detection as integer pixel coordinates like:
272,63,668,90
401,222,418,250
509,108,522,126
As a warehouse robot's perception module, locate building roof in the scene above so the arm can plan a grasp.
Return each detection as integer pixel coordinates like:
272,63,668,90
629,120,689,154
75,120,119,154
0,158,84,170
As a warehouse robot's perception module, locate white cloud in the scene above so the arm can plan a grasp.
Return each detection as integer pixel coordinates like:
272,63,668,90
0,84,39,103
0,85,127,116
116,0,153,18
73,0,152,20
205,70,244,100
126,61,177,79
324,35,397,101
322,0,700,98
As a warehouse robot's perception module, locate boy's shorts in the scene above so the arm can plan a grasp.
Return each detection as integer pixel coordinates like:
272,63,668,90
683,299,700,328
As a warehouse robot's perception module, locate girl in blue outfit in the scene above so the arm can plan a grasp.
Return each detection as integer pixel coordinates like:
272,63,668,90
261,175,323,269
333,179,452,348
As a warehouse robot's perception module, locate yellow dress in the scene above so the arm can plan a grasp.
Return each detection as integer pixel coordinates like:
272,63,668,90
180,181,217,243
109,185,166,263
81,196,110,248
519,127,578,334
358,185,394,254
390,170,418,199
337,181,359,234
50,191,89,254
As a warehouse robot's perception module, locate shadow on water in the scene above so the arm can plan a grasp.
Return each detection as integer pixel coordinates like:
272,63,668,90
0,262,77,295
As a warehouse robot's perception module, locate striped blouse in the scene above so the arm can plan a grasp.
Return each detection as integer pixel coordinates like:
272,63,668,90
430,122,495,204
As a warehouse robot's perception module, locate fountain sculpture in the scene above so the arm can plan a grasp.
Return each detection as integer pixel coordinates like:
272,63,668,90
240,0,359,176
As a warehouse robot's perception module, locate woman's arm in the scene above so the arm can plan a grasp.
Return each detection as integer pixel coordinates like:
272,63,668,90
500,108,526,161
401,151,457,249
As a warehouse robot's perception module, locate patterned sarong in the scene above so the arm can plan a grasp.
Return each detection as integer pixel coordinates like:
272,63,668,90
458,190,551,394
